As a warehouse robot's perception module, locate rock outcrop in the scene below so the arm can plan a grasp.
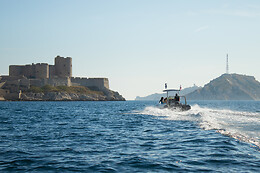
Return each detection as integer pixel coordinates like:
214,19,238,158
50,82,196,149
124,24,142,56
186,73,260,100
20,89,125,101
0,85,125,101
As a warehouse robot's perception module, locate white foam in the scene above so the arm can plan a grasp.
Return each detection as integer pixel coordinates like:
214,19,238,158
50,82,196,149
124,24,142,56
139,106,199,121
138,104,260,148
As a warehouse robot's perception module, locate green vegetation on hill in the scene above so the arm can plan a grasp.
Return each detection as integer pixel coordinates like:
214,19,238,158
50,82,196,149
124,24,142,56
27,85,104,95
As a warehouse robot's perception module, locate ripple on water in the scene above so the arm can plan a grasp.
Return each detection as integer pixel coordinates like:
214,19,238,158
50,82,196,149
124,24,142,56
0,101,260,172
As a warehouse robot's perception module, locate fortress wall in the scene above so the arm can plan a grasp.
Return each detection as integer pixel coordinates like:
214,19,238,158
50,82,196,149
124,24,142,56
71,77,109,90
103,78,109,89
19,78,30,91
35,63,49,79
9,65,23,77
71,77,89,86
0,76,21,81
3,78,35,93
5,80,19,86
55,56,72,78
23,65,35,78
87,78,109,89
9,64,36,79
30,79,44,87
4,80,20,92
20,78,30,87
9,63,50,79
47,77,71,87
4,91,21,101
49,65,55,78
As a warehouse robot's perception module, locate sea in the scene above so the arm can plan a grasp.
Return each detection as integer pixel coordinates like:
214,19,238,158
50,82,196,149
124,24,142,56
0,100,259,172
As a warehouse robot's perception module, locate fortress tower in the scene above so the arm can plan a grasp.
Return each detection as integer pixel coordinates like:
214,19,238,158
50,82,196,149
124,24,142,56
54,56,72,78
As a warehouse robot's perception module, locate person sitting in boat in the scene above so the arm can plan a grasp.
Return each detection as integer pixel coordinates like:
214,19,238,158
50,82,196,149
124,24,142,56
159,97,164,104
174,93,180,104
163,97,167,104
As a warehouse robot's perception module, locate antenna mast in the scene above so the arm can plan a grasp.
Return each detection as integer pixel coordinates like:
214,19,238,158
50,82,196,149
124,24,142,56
226,54,229,74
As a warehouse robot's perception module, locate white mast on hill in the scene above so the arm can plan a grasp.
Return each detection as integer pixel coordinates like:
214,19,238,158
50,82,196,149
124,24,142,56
226,54,229,74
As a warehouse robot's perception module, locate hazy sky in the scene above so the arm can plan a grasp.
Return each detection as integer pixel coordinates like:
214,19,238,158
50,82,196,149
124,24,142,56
0,0,259,100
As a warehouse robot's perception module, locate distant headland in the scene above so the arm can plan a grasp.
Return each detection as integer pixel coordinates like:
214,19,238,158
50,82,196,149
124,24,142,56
135,73,260,101
135,85,200,101
186,73,260,100
0,56,125,101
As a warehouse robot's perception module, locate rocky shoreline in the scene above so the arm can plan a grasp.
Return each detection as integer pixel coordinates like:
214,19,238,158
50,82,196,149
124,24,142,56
0,88,125,101
22,89,125,101
20,92,123,101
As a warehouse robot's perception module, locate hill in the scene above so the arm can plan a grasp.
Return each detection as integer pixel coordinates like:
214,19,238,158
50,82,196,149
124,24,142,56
135,85,200,100
186,73,260,100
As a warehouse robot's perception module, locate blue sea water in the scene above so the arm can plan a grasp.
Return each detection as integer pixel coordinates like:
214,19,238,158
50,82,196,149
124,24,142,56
0,100,259,172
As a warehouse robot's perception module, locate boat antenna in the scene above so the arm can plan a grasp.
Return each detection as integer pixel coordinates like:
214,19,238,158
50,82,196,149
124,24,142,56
164,83,168,98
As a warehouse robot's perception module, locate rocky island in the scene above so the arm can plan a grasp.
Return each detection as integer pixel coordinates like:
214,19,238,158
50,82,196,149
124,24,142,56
186,73,260,100
0,56,125,101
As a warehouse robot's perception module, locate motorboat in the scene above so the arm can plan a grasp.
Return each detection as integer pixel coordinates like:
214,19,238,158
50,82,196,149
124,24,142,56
159,89,191,111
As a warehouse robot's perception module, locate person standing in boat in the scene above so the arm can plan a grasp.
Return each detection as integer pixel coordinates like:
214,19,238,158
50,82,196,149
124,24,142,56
159,97,164,104
174,93,180,104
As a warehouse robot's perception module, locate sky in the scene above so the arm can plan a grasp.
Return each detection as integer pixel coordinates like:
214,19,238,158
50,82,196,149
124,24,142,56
0,0,259,100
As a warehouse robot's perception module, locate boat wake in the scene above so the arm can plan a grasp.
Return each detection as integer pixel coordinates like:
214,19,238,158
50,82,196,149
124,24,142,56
138,105,260,148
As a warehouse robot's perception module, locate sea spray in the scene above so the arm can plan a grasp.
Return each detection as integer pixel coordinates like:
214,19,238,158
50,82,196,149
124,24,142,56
138,104,260,148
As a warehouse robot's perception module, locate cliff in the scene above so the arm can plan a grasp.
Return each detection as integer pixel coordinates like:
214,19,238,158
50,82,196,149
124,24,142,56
186,73,260,100
135,85,200,100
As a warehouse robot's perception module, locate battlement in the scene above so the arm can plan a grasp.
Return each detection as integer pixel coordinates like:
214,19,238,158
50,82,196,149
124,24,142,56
35,63,48,66
55,55,72,59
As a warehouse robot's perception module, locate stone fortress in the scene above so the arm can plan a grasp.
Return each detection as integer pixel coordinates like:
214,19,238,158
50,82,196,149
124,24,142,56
0,56,110,100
